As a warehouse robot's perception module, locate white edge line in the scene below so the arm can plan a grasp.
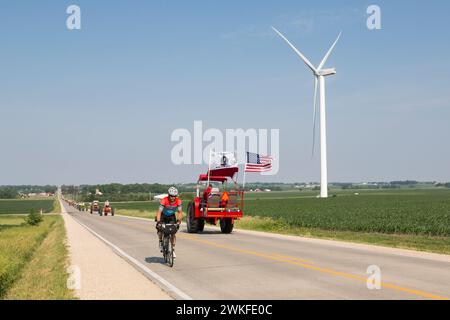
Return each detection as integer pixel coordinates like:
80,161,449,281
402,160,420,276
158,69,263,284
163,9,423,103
61,202,193,300
116,214,153,222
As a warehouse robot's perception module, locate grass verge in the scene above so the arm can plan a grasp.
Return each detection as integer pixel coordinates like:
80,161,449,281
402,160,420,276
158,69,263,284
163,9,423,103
116,209,156,219
5,215,74,299
52,197,61,213
0,216,26,229
0,218,51,297
0,215,75,299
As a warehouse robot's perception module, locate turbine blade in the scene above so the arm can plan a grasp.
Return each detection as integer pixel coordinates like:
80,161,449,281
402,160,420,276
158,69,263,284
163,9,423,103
271,26,317,73
311,77,319,158
318,32,342,71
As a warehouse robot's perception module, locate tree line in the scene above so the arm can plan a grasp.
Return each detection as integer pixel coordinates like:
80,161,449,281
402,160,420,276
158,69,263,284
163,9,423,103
0,185,57,199
61,183,195,202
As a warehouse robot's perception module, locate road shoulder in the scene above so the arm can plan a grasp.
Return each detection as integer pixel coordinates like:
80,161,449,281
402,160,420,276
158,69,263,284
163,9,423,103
61,203,171,300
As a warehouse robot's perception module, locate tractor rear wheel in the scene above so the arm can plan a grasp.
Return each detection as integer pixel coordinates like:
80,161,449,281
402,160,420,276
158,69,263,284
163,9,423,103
220,218,234,234
186,202,199,233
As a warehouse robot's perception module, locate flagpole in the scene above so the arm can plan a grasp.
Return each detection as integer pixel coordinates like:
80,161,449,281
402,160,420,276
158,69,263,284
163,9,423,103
242,163,247,191
234,151,238,184
242,152,248,191
207,149,213,186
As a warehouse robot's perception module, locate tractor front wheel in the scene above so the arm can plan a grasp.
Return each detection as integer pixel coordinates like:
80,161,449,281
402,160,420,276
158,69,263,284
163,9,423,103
220,218,234,234
198,219,205,232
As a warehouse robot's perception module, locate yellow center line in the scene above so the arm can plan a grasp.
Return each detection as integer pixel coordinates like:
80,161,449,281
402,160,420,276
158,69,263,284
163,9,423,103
179,233,449,300
95,216,449,300
179,233,314,264
268,252,314,264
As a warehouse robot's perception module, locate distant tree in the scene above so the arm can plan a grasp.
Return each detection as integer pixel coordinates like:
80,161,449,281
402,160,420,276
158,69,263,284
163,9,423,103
0,185,57,199
25,209,43,226
390,180,418,186
0,187,18,199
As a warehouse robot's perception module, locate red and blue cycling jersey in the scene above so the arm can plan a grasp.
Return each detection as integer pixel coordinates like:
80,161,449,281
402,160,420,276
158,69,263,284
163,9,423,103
159,197,182,216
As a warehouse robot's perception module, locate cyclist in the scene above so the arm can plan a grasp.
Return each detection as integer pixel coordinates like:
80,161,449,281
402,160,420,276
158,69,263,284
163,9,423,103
156,187,182,257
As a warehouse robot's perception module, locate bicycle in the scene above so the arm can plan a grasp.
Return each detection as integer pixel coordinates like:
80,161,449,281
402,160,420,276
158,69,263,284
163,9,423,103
160,223,179,267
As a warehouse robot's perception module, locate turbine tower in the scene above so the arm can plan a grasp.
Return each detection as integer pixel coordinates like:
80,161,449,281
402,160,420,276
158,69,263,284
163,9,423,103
272,27,341,198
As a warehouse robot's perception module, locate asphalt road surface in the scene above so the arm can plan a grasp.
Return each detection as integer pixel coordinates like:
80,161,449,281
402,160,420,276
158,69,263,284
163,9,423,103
62,202,450,300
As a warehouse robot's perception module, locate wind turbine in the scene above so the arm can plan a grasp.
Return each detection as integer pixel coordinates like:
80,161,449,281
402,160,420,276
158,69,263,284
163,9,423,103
272,26,341,199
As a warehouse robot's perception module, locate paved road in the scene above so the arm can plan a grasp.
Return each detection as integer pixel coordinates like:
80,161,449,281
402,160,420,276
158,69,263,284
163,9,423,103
62,202,450,300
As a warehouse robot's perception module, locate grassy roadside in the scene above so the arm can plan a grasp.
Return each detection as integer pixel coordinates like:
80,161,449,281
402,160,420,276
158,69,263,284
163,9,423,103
234,216,450,255
116,209,156,219
52,197,61,213
5,216,75,299
0,216,26,228
0,215,75,299
0,217,51,297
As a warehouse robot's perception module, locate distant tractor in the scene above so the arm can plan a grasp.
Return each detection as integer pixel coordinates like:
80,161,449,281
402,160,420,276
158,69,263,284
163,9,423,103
90,201,101,215
187,167,243,234
79,202,87,211
101,202,115,216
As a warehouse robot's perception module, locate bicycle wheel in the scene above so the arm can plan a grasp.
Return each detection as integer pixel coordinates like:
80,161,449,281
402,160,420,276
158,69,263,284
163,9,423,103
163,237,169,263
167,237,174,267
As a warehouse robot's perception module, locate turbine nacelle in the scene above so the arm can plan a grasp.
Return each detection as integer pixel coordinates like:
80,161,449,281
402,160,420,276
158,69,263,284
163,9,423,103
271,26,340,78
316,68,336,77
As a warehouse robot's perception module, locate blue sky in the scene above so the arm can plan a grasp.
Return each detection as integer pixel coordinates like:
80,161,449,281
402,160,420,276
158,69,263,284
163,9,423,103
0,1,449,185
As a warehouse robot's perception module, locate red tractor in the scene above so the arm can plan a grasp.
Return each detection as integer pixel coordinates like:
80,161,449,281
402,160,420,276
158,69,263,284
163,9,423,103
90,201,101,215
187,167,243,234
102,203,115,216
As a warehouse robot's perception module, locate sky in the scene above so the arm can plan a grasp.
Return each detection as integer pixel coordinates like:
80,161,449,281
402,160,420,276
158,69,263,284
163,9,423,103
0,0,450,185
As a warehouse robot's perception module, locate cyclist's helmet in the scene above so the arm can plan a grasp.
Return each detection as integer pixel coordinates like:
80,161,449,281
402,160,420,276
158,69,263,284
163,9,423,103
168,187,179,197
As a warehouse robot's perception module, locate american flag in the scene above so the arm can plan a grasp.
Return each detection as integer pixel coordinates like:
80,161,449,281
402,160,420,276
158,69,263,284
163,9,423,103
245,152,273,173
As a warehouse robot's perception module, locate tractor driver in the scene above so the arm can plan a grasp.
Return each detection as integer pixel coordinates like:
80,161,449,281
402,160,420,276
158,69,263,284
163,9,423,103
203,184,212,204
156,187,182,257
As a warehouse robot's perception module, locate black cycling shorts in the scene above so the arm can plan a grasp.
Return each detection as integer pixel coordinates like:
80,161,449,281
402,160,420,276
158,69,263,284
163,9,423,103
161,214,177,224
